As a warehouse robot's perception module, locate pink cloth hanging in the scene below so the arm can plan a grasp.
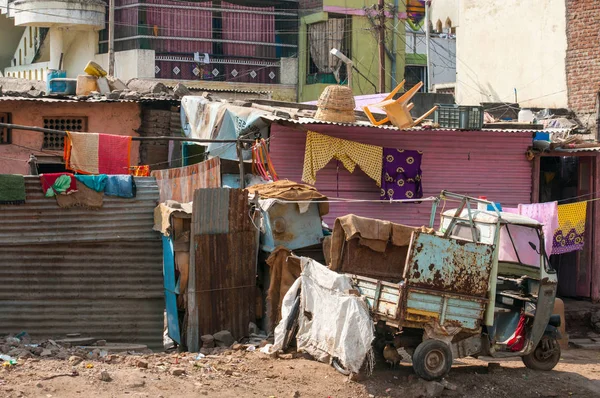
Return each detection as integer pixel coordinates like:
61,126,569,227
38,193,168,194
518,202,559,257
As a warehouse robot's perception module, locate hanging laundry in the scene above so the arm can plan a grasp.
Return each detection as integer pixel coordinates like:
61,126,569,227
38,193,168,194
75,174,108,192
0,174,26,204
518,202,558,257
252,139,278,182
40,173,77,198
130,165,150,177
301,131,382,186
105,175,136,198
151,157,221,203
552,202,588,255
64,131,131,175
55,180,103,209
380,148,423,200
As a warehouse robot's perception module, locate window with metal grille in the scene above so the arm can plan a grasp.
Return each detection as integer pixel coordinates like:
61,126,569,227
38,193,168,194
42,117,87,150
0,113,10,144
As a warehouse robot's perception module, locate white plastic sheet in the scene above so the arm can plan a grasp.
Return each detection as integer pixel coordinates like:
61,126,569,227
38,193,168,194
273,258,374,374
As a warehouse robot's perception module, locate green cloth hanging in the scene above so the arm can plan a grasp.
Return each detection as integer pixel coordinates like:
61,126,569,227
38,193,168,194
0,174,26,204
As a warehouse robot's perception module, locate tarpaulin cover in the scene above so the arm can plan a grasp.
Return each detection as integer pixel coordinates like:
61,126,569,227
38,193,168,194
273,258,374,374
181,96,269,161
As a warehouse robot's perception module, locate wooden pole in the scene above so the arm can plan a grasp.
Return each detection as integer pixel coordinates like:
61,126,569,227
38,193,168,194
378,0,386,93
236,141,245,189
108,0,115,75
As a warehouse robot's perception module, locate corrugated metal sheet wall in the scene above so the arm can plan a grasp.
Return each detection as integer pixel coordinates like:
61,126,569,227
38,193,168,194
269,124,534,227
187,188,257,351
0,177,163,349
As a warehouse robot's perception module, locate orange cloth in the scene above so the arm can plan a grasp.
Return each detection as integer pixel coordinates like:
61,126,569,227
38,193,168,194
130,165,150,177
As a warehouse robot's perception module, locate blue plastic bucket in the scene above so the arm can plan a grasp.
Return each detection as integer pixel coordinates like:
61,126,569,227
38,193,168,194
46,69,66,94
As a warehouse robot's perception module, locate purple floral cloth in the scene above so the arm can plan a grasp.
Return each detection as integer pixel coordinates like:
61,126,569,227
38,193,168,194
380,148,423,200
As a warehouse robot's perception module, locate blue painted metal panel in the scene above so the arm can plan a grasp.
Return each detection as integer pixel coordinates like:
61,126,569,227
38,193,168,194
260,202,323,252
162,236,181,345
406,289,486,331
405,232,494,297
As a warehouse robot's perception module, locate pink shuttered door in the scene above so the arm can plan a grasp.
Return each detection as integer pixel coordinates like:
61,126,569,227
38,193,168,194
269,124,534,227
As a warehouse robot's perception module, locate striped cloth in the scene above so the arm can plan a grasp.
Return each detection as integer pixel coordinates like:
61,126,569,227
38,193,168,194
65,132,131,175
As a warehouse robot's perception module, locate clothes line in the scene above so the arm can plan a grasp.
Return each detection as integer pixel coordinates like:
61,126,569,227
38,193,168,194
0,122,255,144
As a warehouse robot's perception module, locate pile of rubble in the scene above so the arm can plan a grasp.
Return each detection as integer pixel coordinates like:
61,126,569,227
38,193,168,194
0,333,150,365
0,76,192,102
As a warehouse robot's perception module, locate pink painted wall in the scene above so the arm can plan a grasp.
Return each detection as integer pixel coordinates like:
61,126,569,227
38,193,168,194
270,124,534,227
0,101,141,175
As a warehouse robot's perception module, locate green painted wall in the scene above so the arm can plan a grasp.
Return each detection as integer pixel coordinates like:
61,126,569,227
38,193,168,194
298,3,406,103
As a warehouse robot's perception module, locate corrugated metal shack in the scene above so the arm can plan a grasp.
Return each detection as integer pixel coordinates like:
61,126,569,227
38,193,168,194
269,122,535,227
0,177,164,350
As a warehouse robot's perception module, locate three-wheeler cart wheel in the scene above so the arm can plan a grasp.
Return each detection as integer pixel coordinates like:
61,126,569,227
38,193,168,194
412,339,453,380
522,336,561,371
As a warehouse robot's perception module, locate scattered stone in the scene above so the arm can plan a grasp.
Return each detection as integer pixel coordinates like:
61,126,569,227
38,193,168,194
278,353,293,360
201,335,215,349
66,333,81,338
69,356,83,366
107,90,121,100
40,349,53,357
95,340,107,347
107,76,127,91
136,360,149,369
423,380,445,398
291,391,300,398
126,379,146,388
126,79,168,94
213,331,235,347
232,344,243,351
487,362,503,373
56,350,70,360
123,91,141,100
17,350,33,359
36,383,43,388
200,347,212,355
99,371,112,382
441,379,458,391
259,340,269,348
173,83,191,99
32,347,44,356
56,337,97,346
172,369,185,377
224,369,233,376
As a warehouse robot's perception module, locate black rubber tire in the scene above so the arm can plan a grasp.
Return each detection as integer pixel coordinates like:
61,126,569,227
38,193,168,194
412,339,453,381
522,336,561,371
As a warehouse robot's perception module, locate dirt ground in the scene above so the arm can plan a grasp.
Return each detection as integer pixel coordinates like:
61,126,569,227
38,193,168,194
1,347,599,398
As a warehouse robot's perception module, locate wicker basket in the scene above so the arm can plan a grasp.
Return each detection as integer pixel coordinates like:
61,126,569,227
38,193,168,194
314,85,356,123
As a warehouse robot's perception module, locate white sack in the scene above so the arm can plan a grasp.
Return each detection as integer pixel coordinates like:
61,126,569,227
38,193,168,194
273,258,374,374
